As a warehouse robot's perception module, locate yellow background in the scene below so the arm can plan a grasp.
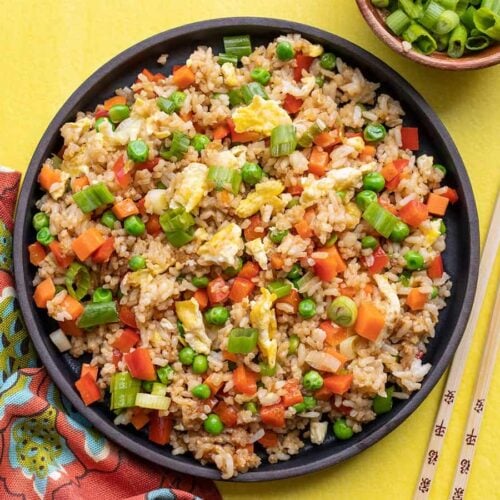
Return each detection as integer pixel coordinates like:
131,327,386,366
1,1,499,498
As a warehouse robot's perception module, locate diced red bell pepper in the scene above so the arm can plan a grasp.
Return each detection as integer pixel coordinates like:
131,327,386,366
258,430,279,448
113,155,132,188
323,374,353,395
136,157,160,171
148,411,173,445
207,276,230,304
48,241,74,269
91,237,115,264
244,214,266,241
427,254,444,279
313,246,346,281
112,349,122,367
366,246,389,275
119,305,138,329
399,199,429,227
94,107,109,118
229,277,255,302
146,214,162,236
260,403,285,428
124,347,156,381
294,54,314,81
283,94,303,114
111,328,140,353
440,187,459,204
75,373,101,406
238,261,260,279
215,401,238,427
281,380,304,407
401,127,419,151
233,365,258,395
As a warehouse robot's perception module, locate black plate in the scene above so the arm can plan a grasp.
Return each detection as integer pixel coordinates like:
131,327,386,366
14,17,479,481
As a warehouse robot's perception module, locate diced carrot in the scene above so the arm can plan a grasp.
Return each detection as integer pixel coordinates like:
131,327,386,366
314,385,333,401
138,68,155,82
71,176,90,192
293,54,314,81
217,190,232,206
381,162,399,183
320,321,348,347
276,288,300,314
363,283,374,294
308,147,329,177
339,285,357,298
111,328,140,353
146,214,162,236
103,95,127,110
359,145,376,161
354,302,385,341
72,228,106,261
172,65,182,73
229,277,255,302
48,241,74,269
81,363,98,381
399,199,429,227
260,403,285,427
207,276,230,304
113,155,132,189
180,111,193,122
227,118,260,143
313,245,346,281
407,288,429,311
61,295,84,320
33,278,55,308
428,254,444,279
28,242,47,266
112,199,139,220
148,412,173,445
344,132,362,138
244,214,266,241
91,237,115,264
124,347,156,381
258,430,278,448
281,380,303,407
38,164,62,191
213,124,230,140
270,254,284,270
323,374,353,395
329,245,347,272
244,443,254,454
401,127,419,151
440,187,459,204
238,261,260,279
366,246,389,275
222,350,239,362
119,305,137,328
75,372,101,406
214,401,238,427
59,319,83,337
294,219,313,239
286,184,304,195
172,65,196,89
131,408,150,430
314,130,340,149
427,193,449,216
193,289,209,310
233,365,258,395
204,373,224,395
283,94,303,114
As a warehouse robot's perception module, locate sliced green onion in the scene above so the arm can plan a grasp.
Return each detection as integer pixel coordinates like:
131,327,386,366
399,0,423,19
159,207,195,233
77,301,119,328
434,10,460,34
448,23,468,57
436,0,459,10
157,97,176,114
420,1,446,30
227,327,259,354
240,82,268,104
207,166,242,194
160,131,190,160
165,227,195,248
157,365,174,385
270,124,297,157
65,262,90,300
297,120,327,148
191,134,210,152
151,382,168,397
466,33,491,49
267,280,292,299
295,271,314,293
403,22,438,54
362,202,399,238
435,32,451,50
460,5,477,30
228,88,244,107
482,0,500,14
223,35,252,59
372,0,390,6
36,227,54,246
92,287,113,303
135,393,171,411
473,7,500,41
325,234,338,247
51,154,62,169
250,67,271,85
110,372,141,410
386,9,412,35
73,182,115,214
218,53,238,65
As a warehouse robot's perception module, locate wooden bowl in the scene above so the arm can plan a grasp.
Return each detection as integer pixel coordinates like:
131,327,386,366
356,0,500,70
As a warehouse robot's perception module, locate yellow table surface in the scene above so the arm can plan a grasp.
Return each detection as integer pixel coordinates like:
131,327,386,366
1,1,499,498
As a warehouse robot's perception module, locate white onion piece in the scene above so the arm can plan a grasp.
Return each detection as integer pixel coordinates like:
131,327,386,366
305,350,341,373
250,428,265,443
338,335,359,360
49,328,72,352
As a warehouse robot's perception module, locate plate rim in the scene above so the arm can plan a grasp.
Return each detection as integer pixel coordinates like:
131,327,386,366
13,16,479,482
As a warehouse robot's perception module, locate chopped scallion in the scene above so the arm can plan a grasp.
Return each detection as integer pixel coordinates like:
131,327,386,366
77,301,119,329
362,202,399,238
223,35,252,59
270,124,297,157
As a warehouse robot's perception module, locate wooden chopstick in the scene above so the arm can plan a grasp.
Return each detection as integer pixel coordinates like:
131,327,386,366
414,193,500,500
449,281,500,499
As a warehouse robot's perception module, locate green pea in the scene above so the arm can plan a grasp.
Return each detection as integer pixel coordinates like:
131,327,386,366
142,381,154,393
204,306,229,326
192,354,209,374
260,362,277,377
192,276,209,288
363,123,387,142
404,250,424,271
439,220,447,235
302,370,324,391
390,220,410,242
95,116,113,132
100,210,118,229
298,298,316,319
327,296,358,327
177,319,185,337
36,227,54,246
303,395,317,410
170,91,186,110
191,383,211,399
32,212,50,231
361,235,378,249
288,334,300,355
124,215,145,236
355,190,378,211
192,134,210,152
223,257,243,278
362,172,385,192
250,67,271,85
320,52,336,70
434,164,446,175
315,75,325,88
333,418,353,440
128,255,146,271
179,346,195,365
287,264,303,281
244,401,258,414
108,104,130,123
431,286,439,299
92,287,113,303
293,402,306,413
157,365,174,385
399,269,412,287
204,413,224,435
270,229,289,244
276,41,295,61
241,162,263,186
127,139,149,163
373,386,394,415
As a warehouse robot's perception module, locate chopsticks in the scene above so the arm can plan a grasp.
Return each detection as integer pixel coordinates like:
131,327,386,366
414,193,500,500
450,282,500,499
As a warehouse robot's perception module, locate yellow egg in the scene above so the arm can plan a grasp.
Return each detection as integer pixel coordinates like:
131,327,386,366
170,162,209,213
198,222,244,268
175,299,211,354
235,179,285,218
250,288,278,367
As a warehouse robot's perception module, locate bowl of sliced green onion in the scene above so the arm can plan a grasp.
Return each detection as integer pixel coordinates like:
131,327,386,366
357,0,500,69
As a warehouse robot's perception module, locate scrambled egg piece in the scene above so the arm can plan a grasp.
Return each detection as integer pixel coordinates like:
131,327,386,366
300,163,376,207
281,76,316,98
235,179,285,218
60,117,93,145
175,299,211,354
373,275,400,327
420,219,442,246
144,189,169,215
221,62,240,87
203,144,247,170
245,238,269,270
49,171,70,200
198,223,244,268
170,162,209,213
232,96,291,136
250,288,278,367
302,44,324,57
343,135,365,152
109,118,143,146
